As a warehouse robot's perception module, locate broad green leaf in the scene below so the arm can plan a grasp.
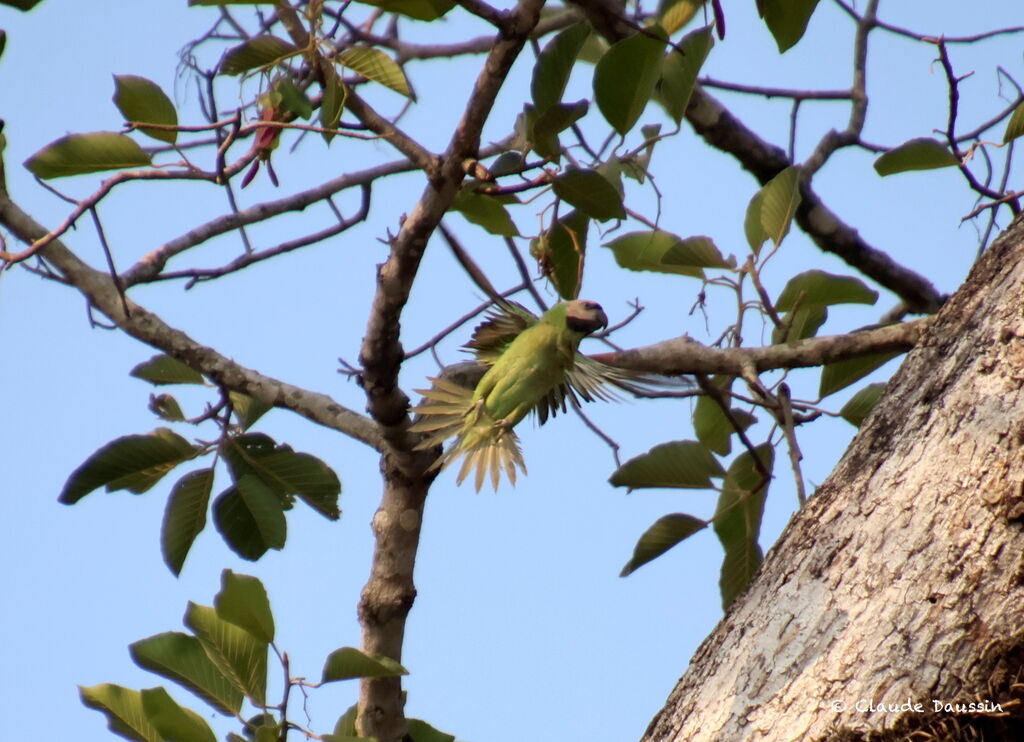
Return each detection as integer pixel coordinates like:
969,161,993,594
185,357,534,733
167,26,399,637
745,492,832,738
693,382,756,456
775,270,878,311
1003,101,1024,144
219,36,296,76
840,382,886,427
658,0,705,35
526,99,589,158
320,67,348,142
552,168,625,222
329,704,359,738
610,440,725,489
269,77,312,120
338,47,412,98
760,0,820,52
619,123,661,183
0,30,5,60
874,137,958,175
408,718,457,742
714,444,773,609
213,475,287,560
140,687,217,742
130,632,243,715
229,391,272,431
243,714,280,742
161,468,214,576
819,350,900,398
59,429,197,504
744,189,767,253
660,235,729,270
321,647,408,683
79,684,162,742
758,166,801,247
489,151,525,177
149,393,186,422
620,513,707,576
113,75,178,144
451,188,519,237
356,0,454,21
658,24,713,124
2,0,45,10
532,209,589,300
185,602,268,706
772,304,827,343
215,569,275,643
531,22,590,113
594,29,667,135
131,354,206,385
24,131,151,179
604,230,703,277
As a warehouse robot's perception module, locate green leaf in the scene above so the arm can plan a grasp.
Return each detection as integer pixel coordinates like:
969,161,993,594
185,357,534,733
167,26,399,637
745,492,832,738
594,29,667,135
79,684,162,742
714,444,773,609
24,131,151,179
775,270,879,311
112,75,178,144
532,209,589,300
620,513,707,576
213,475,288,561
321,647,409,683
693,382,756,456
328,704,359,739
552,168,625,222
819,350,900,398
149,393,186,422
408,718,457,742
215,569,275,643
524,99,589,158
337,47,412,98
131,354,206,385
874,137,959,175
757,166,802,247
140,687,217,742
219,36,296,76
59,429,198,504
660,235,729,270
269,77,313,120
130,632,243,715
162,468,214,576
320,67,348,142
772,304,827,343
531,22,590,114
840,382,886,427
184,602,268,706
744,189,767,253
610,440,725,490
657,24,713,124
229,392,272,431
2,0,45,9
760,0,820,52
603,230,704,277
243,714,280,742
658,0,705,35
451,188,519,237
356,0,454,21
1003,101,1024,144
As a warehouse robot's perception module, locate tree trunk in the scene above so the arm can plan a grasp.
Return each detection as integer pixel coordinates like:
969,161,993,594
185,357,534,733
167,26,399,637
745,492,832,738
641,214,1024,742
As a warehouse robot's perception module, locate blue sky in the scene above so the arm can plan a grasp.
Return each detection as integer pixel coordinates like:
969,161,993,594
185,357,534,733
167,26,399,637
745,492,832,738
2,2,1021,740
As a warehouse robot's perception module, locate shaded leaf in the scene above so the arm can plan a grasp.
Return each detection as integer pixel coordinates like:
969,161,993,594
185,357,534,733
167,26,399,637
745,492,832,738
215,569,275,643
185,602,268,706
2,0,45,10
819,350,900,398
338,47,412,98
874,137,959,175
760,0,820,52
113,74,178,144
321,647,408,683
526,99,589,158
594,29,667,135
620,513,707,576
610,440,724,489
775,270,878,311
24,131,151,179
532,209,589,300
772,304,827,344
162,468,214,576
269,77,313,120
693,381,755,456
219,36,296,76
451,187,519,236
149,393,186,422
657,24,713,124
658,0,705,35
131,354,206,385
228,391,272,431
660,235,729,270
408,718,457,742
213,475,287,561
60,429,197,504
840,382,886,427
758,166,801,247
79,684,162,742
320,66,348,143
130,632,243,715
603,230,703,277
744,188,767,253
357,0,454,21
552,168,625,221
531,23,590,113
140,687,217,742
1003,101,1024,144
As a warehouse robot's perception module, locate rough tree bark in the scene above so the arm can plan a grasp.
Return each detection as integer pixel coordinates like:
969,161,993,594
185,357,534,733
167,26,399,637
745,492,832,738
640,215,1024,741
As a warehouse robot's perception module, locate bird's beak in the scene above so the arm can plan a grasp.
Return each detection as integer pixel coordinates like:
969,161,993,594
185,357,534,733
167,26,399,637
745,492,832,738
567,303,608,335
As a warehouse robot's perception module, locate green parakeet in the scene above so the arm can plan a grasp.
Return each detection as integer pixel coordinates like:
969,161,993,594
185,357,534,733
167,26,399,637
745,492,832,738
409,299,655,491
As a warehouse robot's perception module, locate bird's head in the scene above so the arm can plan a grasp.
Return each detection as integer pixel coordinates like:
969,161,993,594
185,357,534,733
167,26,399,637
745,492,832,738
563,299,608,335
